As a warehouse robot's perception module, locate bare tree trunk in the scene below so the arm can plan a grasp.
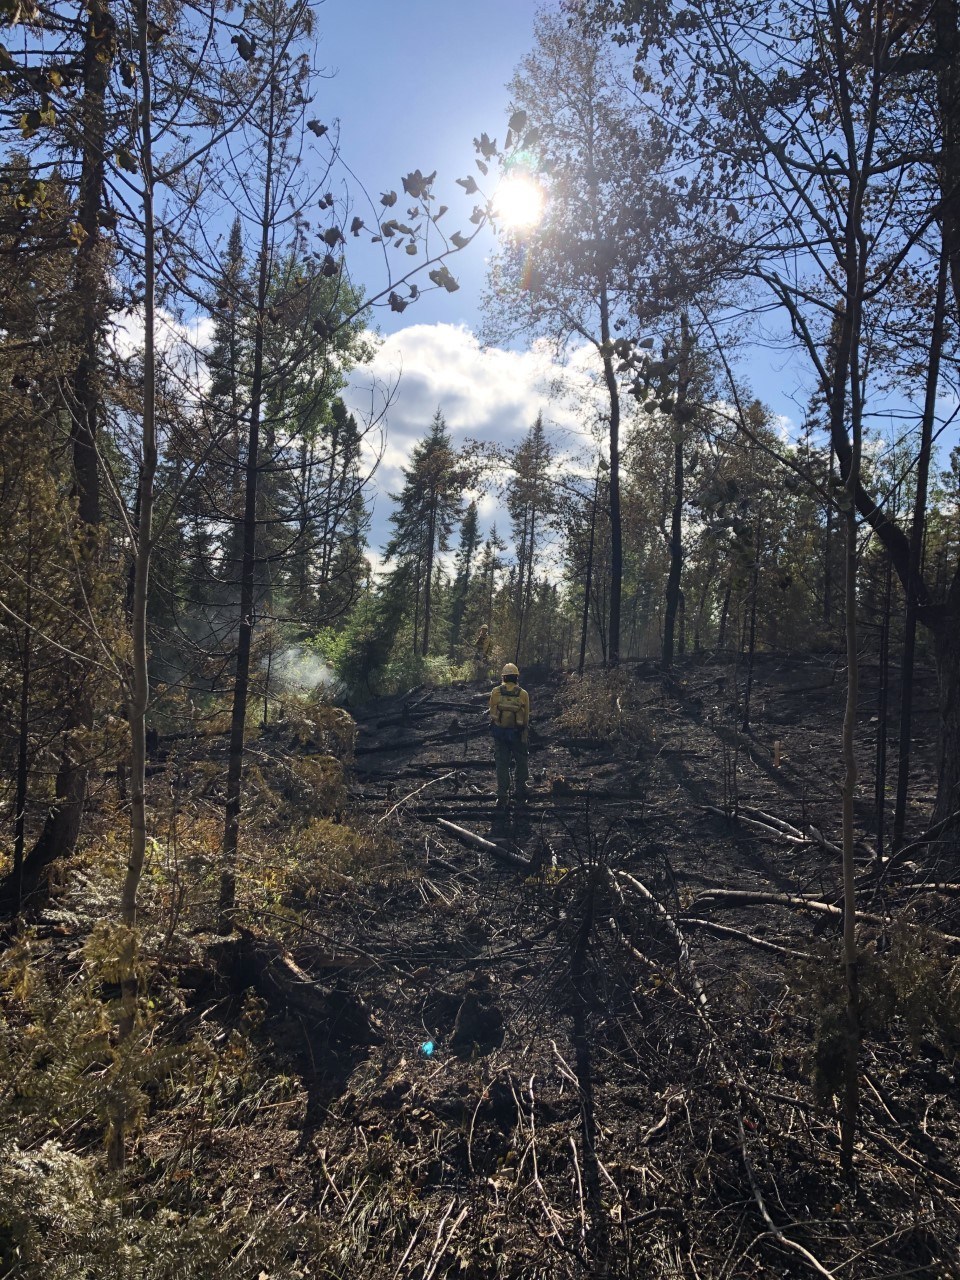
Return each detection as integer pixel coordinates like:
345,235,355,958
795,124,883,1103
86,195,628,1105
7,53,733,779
599,283,622,666
824,442,836,625
515,502,537,664
693,551,716,655
662,318,691,670
717,579,732,652
933,586,960,825
578,471,599,678
120,0,158,929
662,435,684,670
10,2,112,905
840,493,860,1174
893,250,948,847
423,495,437,657
412,553,422,658
741,512,762,732
219,84,276,933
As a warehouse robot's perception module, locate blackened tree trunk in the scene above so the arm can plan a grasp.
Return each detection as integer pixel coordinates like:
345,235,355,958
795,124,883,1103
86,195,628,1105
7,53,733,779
662,436,684,670
578,470,599,678
741,512,762,732
934,586,960,825
599,283,622,666
12,514,32,911
875,552,892,860
219,85,276,932
893,251,948,847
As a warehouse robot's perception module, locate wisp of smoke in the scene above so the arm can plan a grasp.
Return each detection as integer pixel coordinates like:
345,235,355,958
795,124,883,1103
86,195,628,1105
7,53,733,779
273,647,335,693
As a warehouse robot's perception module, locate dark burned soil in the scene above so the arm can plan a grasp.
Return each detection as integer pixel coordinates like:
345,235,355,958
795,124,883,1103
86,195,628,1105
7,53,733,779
210,656,960,1277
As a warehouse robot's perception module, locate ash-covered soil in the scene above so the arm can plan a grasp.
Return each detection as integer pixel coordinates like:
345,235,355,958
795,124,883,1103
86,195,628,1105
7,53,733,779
227,653,960,1279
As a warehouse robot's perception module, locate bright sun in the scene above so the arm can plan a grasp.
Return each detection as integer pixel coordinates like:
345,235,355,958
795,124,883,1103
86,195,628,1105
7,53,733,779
493,174,545,231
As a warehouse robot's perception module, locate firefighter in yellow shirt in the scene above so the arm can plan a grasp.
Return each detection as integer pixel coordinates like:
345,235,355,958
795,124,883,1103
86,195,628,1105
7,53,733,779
489,662,531,808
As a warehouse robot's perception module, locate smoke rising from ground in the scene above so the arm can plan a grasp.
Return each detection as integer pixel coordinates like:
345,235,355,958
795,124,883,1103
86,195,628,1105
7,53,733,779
273,648,336,694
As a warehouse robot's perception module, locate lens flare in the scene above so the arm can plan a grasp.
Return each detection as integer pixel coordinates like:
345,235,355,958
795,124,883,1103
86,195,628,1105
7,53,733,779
493,173,545,231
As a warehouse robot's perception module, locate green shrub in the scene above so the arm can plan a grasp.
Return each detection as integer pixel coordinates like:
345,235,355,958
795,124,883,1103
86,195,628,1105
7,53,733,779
801,924,960,1103
0,929,324,1279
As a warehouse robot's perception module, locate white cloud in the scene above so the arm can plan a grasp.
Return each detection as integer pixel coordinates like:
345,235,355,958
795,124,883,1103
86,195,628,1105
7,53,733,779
112,305,215,365
344,322,605,551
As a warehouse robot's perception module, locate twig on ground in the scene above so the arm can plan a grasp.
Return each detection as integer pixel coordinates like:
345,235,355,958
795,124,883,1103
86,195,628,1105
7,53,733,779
569,1134,587,1246
422,1202,469,1280
378,771,456,824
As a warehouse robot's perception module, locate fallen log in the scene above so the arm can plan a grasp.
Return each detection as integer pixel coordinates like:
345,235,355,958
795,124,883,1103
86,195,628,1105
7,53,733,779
355,725,489,756
434,819,530,870
702,805,808,844
225,927,383,1045
374,709,439,729
354,738,419,755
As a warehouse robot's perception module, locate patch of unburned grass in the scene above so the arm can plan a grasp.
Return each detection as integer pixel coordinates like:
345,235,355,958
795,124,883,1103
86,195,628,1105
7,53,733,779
555,668,653,743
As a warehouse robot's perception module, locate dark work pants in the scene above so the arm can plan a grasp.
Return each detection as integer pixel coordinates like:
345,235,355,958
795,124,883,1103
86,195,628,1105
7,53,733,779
494,735,529,798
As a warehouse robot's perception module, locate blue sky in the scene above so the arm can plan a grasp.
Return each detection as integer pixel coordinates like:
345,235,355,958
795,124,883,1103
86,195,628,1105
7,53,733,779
305,2,957,558
315,0,538,335
314,0,578,553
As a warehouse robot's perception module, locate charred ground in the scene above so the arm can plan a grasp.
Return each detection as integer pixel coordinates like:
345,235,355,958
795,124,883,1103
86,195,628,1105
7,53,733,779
3,653,960,1279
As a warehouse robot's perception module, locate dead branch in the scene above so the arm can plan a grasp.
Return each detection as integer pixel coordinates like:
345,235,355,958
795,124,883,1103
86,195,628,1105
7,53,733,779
887,882,960,896
612,869,835,1279
377,770,455,823
680,916,812,960
685,887,960,945
702,804,808,844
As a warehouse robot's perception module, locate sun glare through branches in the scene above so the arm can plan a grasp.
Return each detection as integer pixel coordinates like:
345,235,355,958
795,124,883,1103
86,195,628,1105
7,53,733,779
492,172,545,231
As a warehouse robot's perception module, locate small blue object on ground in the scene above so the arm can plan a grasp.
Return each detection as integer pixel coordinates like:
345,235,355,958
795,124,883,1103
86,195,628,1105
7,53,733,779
420,1040,435,1057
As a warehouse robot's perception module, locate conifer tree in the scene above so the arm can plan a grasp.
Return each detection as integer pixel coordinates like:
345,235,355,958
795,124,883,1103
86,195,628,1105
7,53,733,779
505,413,554,663
384,410,463,657
448,500,480,655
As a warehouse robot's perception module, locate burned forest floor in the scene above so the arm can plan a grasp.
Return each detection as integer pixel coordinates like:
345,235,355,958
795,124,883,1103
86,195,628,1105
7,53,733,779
3,653,960,1279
